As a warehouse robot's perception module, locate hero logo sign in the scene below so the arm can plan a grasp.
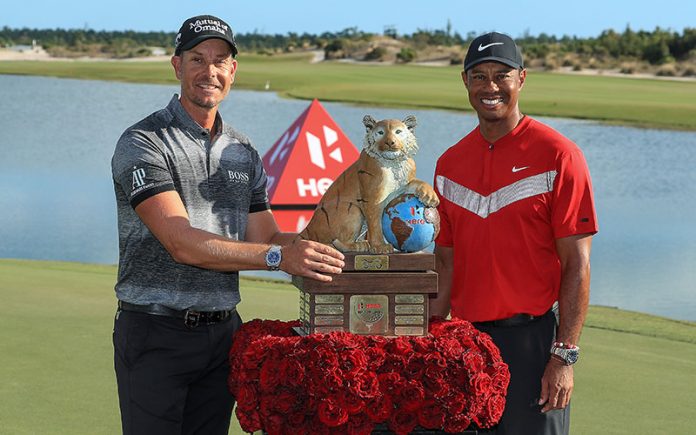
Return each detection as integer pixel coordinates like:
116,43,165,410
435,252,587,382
296,126,344,198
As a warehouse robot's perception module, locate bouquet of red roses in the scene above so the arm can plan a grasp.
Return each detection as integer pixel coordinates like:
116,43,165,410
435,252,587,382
228,318,509,435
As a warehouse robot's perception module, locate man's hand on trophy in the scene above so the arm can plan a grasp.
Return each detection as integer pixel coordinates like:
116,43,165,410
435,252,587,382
281,238,345,281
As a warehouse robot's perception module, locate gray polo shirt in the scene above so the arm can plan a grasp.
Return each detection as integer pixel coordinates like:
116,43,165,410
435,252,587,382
111,95,269,311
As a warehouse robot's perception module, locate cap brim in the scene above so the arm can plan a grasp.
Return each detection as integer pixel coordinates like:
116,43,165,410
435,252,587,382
464,56,522,72
177,35,238,56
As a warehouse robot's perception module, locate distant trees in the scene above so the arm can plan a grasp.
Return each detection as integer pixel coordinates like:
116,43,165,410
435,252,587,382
1,25,696,70
0,26,174,57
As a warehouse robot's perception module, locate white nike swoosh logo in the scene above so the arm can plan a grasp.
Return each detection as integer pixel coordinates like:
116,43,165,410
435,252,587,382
478,42,504,51
512,166,530,173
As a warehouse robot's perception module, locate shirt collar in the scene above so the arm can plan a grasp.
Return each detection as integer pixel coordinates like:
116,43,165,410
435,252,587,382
166,94,226,138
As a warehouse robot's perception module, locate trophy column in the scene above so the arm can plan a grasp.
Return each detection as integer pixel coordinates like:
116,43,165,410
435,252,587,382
292,252,437,336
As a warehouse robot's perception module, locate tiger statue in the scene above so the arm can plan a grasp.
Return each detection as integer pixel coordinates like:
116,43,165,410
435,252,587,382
298,114,439,253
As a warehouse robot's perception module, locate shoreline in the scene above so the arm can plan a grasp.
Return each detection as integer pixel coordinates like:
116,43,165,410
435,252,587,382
2,48,695,83
2,51,696,132
2,258,695,326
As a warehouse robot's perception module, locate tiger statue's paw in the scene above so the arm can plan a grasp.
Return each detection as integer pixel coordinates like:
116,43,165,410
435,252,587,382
368,243,395,254
415,183,440,207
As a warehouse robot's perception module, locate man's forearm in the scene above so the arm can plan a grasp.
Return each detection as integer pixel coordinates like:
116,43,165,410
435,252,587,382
556,264,590,344
168,224,271,271
555,235,593,345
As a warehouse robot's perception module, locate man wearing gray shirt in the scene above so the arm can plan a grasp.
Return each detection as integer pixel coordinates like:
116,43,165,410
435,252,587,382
111,15,344,435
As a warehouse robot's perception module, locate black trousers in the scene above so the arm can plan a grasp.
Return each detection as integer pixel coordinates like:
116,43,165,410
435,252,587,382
475,310,570,435
113,309,242,435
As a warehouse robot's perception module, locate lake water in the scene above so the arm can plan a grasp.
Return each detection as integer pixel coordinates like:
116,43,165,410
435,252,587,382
1,75,694,322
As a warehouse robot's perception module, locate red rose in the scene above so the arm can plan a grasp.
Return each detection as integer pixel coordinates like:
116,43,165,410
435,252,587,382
405,355,426,379
273,389,297,414
412,336,436,353
457,333,477,351
286,410,306,428
463,351,485,373
259,358,282,392
365,345,386,371
241,344,266,370
423,375,450,399
347,412,374,435
234,383,258,412
476,333,502,361
309,416,331,435
490,365,510,394
366,395,393,423
235,407,262,433
398,380,425,412
443,413,471,434
483,394,506,426
469,372,492,397
317,398,349,427
340,348,368,376
424,350,447,369
341,390,365,415
388,408,418,435
378,372,405,396
418,399,446,429
263,412,285,435
445,391,467,415
382,355,406,374
325,331,362,349
434,336,464,359
314,368,343,395
259,395,275,417
385,336,413,357
278,357,305,387
352,371,380,399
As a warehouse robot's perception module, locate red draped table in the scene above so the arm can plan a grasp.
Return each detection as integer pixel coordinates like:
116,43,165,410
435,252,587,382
228,318,509,435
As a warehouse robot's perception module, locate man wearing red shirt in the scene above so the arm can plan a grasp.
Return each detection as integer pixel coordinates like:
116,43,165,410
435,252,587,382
431,32,598,434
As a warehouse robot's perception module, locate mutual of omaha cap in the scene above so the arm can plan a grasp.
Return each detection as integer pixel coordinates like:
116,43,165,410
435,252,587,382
464,32,523,72
174,15,238,57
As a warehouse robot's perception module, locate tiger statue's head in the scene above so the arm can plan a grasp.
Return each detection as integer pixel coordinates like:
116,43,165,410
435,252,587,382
362,115,419,165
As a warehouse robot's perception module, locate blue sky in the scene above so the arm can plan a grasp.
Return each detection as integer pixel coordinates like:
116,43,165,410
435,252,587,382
4,0,695,38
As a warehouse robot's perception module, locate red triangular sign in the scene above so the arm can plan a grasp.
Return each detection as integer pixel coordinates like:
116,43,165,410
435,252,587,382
263,99,360,206
262,99,360,232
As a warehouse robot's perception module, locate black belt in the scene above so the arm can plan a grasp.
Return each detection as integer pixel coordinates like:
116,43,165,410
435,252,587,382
118,301,234,328
473,310,549,328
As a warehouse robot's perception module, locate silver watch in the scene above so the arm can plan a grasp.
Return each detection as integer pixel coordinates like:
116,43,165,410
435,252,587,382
550,343,580,365
265,245,282,271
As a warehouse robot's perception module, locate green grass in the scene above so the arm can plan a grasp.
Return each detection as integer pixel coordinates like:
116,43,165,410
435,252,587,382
2,53,696,130
0,259,694,434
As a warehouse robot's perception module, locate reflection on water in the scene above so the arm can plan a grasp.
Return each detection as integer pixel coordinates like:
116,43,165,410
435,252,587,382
0,75,694,321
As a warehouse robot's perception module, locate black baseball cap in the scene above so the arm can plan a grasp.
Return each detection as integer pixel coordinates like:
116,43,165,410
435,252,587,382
174,15,238,57
464,32,523,72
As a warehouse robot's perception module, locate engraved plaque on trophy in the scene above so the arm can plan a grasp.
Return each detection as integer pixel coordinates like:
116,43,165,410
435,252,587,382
293,252,437,337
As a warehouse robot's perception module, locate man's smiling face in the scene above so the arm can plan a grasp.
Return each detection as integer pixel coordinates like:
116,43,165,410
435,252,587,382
462,62,526,123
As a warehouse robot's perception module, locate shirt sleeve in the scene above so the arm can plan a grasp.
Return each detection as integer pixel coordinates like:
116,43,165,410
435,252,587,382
551,148,599,239
248,147,271,213
111,130,176,209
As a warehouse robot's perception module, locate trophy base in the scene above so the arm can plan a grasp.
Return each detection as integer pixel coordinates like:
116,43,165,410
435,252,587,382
292,253,437,336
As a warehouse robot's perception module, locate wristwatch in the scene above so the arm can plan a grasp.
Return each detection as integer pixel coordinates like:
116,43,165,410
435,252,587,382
265,245,282,271
550,342,580,365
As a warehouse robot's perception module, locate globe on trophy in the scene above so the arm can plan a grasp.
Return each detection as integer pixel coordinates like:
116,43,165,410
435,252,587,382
382,193,440,253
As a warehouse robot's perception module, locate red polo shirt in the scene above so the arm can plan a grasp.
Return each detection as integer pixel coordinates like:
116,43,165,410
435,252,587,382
434,116,598,322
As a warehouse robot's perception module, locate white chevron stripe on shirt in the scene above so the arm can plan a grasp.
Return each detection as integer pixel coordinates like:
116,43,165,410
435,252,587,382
436,171,558,219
